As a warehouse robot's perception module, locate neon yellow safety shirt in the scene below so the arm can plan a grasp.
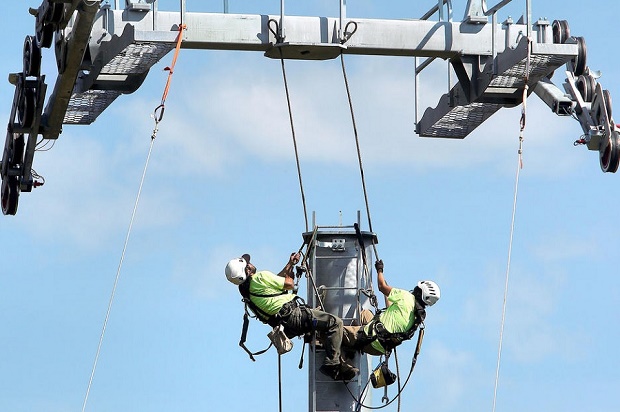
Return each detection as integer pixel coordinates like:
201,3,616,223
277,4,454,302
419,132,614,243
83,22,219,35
365,288,416,354
249,271,295,320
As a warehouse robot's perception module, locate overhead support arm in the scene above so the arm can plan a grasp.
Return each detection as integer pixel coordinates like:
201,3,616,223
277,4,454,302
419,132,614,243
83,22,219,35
533,77,573,116
41,0,102,139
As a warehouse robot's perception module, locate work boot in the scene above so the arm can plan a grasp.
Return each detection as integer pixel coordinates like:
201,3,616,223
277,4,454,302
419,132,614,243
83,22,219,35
319,362,359,381
339,362,359,381
319,364,339,380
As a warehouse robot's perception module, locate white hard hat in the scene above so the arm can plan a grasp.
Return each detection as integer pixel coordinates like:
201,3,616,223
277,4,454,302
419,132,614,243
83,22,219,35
417,280,440,306
225,256,249,285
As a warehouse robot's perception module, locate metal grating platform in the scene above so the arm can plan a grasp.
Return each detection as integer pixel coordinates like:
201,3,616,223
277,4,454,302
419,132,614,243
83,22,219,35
63,41,174,125
100,42,174,75
418,44,573,138
64,90,122,124
489,54,569,89
417,101,503,138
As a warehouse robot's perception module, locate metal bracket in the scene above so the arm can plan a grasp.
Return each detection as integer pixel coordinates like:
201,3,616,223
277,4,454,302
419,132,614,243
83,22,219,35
464,0,488,24
315,239,346,252
125,0,150,11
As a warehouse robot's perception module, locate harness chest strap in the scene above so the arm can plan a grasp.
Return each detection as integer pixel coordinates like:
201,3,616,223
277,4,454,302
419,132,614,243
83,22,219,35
361,302,426,351
239,278,289,326
237,279,305,361
239,312,273,361
237,278,287,360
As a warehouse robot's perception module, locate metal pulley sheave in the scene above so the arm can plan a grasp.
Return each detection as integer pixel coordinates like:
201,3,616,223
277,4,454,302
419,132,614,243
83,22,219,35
17,83,38,131
18,35,42,131
596,90,619,173
586,67,618,172
599,130,619,173
567,36,587,77
1,175,20,216
1,133,24,216
1,26,47,214
2,72,34,216
23,35,41,78
552,19,587,77
552,20,570,44
553,19,619,173
576,74,596,103
32,0,64,49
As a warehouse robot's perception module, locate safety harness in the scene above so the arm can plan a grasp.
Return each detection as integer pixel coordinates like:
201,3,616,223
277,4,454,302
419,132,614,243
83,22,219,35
350,301,427,410
238,277,287,360
239,277,289,327
356,300,427,354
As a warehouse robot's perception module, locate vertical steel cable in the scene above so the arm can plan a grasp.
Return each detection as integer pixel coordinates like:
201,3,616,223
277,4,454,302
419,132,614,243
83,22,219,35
340,54,378,258
492,35,530,412
278,51,309,232
81,139,155,412
492,138,522,412
270,19,304,410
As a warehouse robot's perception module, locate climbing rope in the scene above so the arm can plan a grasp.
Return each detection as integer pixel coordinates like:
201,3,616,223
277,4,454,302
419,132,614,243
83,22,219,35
267,21,307,408
338,37,386,318
269,18,310,233
339,53,378,260
340,48,384,316
491,35,530,412
278,354,283,412
268,20,391,409
395,348,402,411
80,24,185,412
340,36,410,410
280,52,309,232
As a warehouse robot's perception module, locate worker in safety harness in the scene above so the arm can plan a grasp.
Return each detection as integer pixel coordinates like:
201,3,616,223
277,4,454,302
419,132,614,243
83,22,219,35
225,253,359,381
342,260,440,356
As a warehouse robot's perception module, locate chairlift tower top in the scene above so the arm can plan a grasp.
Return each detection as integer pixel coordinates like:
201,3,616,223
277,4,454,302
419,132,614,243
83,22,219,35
2,0,618,218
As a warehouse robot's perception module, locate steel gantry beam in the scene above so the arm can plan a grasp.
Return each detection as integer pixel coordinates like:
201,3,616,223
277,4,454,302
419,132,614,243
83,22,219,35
2,0,619,216
64,6,578,128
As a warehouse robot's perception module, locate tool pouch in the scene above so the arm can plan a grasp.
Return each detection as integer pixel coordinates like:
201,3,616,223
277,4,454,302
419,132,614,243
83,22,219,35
370,362,397,388
268,324,294,355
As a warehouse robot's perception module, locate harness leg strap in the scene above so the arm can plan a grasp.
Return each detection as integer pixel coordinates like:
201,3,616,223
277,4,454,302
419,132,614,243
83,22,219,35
239,312,273,361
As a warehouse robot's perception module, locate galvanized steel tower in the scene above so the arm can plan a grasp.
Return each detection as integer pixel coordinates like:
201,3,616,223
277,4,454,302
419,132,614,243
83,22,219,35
304,219,377,411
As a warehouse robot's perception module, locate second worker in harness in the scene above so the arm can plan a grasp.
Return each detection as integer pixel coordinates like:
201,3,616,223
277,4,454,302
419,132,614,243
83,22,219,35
225,252,359,381
342,259,441,356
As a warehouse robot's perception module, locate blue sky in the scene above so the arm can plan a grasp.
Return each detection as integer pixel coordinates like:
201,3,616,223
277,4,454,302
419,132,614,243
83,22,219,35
1,1,619,411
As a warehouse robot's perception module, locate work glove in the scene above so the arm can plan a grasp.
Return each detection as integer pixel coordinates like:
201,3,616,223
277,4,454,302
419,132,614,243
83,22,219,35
290,252,301,265
375,260,384,272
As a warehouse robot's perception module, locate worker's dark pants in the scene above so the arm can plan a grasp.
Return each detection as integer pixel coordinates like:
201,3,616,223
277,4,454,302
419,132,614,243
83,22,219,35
279,301,343,367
